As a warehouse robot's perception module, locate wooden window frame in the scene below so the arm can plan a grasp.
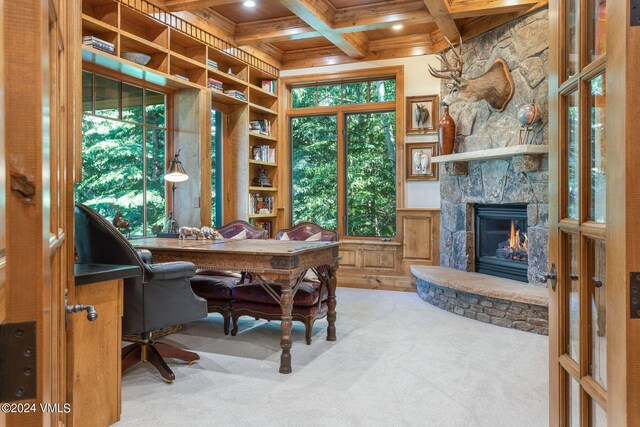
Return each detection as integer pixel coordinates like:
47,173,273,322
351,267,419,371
282,66,405,242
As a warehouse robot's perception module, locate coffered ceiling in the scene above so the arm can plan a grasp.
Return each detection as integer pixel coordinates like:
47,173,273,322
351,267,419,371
156,0,548,69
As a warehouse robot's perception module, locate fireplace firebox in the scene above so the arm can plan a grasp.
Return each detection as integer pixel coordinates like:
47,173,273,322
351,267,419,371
475,204,528,282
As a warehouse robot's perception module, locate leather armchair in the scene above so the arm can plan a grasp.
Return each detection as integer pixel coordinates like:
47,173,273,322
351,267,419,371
74,203,207,383
190,220,268,335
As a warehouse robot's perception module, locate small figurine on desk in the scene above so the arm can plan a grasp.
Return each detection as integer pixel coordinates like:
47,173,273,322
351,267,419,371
165,211,179,234
112,210,130,238
201,226,223,240
179,226,203,240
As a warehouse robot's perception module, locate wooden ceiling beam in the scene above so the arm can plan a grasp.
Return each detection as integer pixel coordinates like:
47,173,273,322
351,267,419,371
276,0,368,59
448,0,539,19
236,1,432,46
164,0,242,12
422,0,460,42
457,0,547,40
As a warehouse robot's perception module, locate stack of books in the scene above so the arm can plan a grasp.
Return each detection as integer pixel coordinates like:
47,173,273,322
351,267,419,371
224,89,246,101
261,80,277,94
254,221,272,237
251,145,276,163
249,119,271,136
207,59,218,70
249,194,274,215
174,74,189,82
207,78,223,92
82,36,115,55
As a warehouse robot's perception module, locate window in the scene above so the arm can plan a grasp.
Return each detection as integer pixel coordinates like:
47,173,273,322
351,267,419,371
76,71,168,237
290,78,397,238
211,109,222,226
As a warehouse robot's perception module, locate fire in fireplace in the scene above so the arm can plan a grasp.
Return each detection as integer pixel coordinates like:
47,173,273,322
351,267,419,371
475,204,529,282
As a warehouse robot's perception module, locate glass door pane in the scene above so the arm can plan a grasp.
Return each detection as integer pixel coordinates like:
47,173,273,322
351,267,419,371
588,0,607,61
588,74,606,222
566,91,580,219
290,115,338,229
565,0,579,78
566,234,580,361
591,399,607,426
567,374,581,426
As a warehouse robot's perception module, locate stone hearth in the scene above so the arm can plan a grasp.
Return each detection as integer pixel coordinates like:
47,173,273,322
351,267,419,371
412,266,548,335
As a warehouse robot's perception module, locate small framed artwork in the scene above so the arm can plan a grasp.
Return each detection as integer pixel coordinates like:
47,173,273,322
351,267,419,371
406,142,439,181
406,95,439,134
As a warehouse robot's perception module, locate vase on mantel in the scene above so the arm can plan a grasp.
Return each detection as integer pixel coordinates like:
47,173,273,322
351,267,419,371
439,104,456,155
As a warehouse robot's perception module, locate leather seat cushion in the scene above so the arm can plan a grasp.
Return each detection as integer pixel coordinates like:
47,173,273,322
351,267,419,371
190,274,237,300
231,300,328,317
231,281,327,307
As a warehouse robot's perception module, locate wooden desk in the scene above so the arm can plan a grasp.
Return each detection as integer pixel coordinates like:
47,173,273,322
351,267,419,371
133,238,340,374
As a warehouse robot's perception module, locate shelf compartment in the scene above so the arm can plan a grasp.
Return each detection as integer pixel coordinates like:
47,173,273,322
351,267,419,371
82,27,118,55
82,0,118,27
208,46,248,75
249,132,277,142
249,83,277,100
210,88,247,106
207,67,248,89
249,186,277,192
249,67,278,84
249,160,277,167
169,53,206,86
120,6,168,48
82,14,118,34
249,103,277,116
170,29,207,64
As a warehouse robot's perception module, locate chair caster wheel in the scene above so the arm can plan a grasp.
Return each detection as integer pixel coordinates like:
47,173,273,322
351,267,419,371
187,361,196,366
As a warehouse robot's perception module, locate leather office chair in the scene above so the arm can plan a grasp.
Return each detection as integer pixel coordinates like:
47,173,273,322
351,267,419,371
74,203,207,383
190,220,268,334
230,222,338,344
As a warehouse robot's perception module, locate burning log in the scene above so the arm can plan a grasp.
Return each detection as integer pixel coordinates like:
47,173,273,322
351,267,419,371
495,221,528,263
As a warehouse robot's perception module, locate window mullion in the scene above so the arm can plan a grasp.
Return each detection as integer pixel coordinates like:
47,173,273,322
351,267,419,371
337,111,346,238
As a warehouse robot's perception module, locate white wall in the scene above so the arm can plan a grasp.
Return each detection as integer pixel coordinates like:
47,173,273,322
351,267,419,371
281,55,442,208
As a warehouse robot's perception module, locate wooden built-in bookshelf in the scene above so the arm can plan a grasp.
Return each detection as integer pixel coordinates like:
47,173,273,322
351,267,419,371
81,0,282,237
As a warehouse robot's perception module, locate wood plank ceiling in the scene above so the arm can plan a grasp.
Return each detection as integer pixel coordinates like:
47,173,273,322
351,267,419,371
159,0,548,69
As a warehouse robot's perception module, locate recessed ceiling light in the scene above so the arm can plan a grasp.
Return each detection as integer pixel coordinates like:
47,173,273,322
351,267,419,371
243,0,256,7
392,24,404,30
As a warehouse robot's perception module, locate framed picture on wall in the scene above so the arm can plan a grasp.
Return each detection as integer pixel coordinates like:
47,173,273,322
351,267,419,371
406,142,438,181
406,95,439,134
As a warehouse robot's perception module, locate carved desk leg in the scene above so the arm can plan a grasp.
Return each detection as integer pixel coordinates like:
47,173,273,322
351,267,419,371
277,277,296,374
326,266,337,341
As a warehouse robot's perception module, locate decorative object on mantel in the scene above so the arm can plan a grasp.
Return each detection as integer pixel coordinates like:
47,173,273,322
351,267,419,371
517,101,542,145
178,226,203,240
251,166,272,187
112,209,130,238
406,95,439,134
428,37,515,112
438,104,456,155
406,142,438,181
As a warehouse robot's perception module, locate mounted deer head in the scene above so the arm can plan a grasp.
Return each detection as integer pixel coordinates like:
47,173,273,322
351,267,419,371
429,37,515,112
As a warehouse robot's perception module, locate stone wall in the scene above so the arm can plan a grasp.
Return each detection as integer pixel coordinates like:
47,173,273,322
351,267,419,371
416,278,549,335
439,9,549,286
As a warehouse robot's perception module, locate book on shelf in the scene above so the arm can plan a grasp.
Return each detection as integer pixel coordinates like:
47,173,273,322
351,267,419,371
261,80,277,94
207,78,223,92
248,194,274,216
82,36,115,54
223,89,246,101
207,59,218,70
254,221,272,237
251,145,276,163
248,119,271,136
174,74,189,82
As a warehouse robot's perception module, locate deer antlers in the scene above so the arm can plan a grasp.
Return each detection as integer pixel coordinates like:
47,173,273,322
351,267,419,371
428,37,464,84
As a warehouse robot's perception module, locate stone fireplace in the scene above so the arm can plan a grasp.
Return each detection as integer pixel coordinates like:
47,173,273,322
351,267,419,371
438,9,549,287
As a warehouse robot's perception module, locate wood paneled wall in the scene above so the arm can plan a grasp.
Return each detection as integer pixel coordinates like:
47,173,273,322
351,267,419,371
337,208,440,291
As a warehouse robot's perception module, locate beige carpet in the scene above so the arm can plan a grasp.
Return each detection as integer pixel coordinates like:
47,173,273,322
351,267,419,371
117,288,549,427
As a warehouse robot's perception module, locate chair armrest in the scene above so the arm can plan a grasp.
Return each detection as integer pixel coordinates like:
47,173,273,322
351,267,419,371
136,249,154,264
145,261,196,281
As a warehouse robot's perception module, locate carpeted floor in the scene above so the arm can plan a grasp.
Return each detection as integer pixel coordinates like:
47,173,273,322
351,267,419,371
117,288,549,427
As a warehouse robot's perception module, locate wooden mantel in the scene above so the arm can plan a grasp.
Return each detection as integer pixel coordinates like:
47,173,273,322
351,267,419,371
431,144,548,163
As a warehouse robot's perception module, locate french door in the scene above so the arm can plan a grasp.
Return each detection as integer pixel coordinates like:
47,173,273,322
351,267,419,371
549,0,609,425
